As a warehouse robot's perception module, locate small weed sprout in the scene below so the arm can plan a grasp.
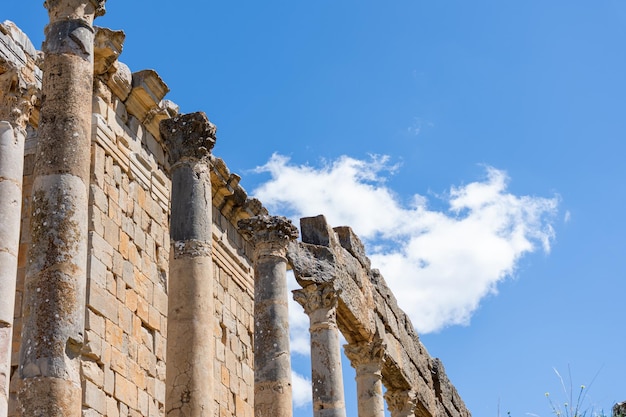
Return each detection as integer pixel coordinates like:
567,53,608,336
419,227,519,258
543,366,604,417
504,366,612,417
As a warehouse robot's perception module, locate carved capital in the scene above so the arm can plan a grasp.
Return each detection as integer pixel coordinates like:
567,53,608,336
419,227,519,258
238,215,298,252
91,0,107,17
293,283,339,316
384,389,417,416
44,0,107,21
0,67,37,129
344,340,386,368
160,112,216,167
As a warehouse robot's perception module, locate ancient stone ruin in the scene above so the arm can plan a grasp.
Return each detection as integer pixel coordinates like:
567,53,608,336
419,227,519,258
0,1,473,416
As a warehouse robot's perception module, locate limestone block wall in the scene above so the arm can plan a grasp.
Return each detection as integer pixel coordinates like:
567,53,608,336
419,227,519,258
4,23,260,417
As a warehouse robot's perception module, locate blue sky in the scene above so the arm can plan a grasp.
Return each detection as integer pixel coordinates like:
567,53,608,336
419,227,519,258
5,1,626,416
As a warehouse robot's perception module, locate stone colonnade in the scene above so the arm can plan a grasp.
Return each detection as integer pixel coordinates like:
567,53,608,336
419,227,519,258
0,2,465,415
17,1,105,416
0,47,36,417
287,215,473,417
160,112,217,417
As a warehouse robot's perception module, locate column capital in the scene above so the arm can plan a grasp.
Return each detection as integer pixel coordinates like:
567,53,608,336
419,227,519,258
293,283,339,317
384,389,417,417
91,0,107,16
44,0,106,20
160,112,216,167
0,67,37,129
238,215,298,257
344,339,386,368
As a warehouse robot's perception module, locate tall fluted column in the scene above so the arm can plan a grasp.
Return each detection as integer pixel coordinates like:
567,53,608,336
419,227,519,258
344,340,386,417
17,1,105,416
238,215,299,417
384,389,417,417
0,66,35,417
160,112,216,417
293,283,347,417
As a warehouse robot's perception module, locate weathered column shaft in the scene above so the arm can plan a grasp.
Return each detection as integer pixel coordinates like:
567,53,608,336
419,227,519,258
384,389,417,417
294,283,347,417
344,341,385,417
238,215,299,417
160,112,216,417
17,2,105,416
0,65,35,417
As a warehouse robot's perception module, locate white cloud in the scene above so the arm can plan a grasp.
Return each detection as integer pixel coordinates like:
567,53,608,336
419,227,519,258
291,370,312,408
254,154,559,334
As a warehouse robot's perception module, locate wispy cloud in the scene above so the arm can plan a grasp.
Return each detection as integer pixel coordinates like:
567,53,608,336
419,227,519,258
254,153,559,334
407,117,433,137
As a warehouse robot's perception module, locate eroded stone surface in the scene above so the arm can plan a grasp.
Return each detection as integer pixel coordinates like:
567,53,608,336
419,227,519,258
344,340,386,417
162,112,216,417
288,215,471,417
294,283,347,417
238,215,298,417
160,112,216,167
17,2,102,416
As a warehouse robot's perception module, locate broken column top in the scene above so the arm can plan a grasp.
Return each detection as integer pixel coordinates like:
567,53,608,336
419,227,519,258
160,112,217,166
44,0,107,20
238,215,299,245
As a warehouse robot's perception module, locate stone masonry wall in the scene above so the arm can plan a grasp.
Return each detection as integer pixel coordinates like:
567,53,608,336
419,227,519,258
5,23,261,417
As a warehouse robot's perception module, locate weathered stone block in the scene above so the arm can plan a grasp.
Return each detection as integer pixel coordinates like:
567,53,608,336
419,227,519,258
88,282,118,320
84,379,107,415
114,372,138,409
125,70,169,122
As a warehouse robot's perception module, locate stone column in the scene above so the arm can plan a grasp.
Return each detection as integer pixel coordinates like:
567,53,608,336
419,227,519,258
238,215,299,417
160,112,216,417
344,340,386,417
17,1,105,416
0,67,35,417
384,389,417,417
293,283,347,417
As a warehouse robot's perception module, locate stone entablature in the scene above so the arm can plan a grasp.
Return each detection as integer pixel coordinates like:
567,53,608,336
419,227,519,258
288,215,471,417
